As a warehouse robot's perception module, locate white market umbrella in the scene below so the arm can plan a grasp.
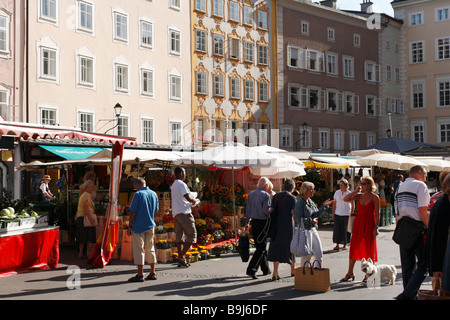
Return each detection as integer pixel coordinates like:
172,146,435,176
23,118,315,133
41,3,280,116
414,158,450,172
250,145,287,154
357,153,429,171
179,142,277,240
250,154,306,179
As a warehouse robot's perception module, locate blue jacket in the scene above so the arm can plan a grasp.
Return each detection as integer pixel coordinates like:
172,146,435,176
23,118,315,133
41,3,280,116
294,196,326,229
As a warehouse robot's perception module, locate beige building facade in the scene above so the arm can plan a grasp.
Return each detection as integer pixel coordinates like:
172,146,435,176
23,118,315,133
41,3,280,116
24,0,192,146
392,0,450,147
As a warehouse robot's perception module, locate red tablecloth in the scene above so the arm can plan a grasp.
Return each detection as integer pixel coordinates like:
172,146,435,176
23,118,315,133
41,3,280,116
0,227,59,278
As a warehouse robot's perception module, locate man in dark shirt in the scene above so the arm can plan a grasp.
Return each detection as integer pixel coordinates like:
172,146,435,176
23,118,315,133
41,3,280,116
245,177,271,279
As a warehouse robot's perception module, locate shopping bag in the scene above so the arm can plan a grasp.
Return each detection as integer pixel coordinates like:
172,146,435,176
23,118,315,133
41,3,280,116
294,260,330,292
347,214,356,233
237,233,250,263
290,220,311,257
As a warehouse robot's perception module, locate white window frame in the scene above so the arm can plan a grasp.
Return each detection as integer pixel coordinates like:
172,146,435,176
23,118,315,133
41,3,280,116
410,40,425,64
195,0,206,13
354,34,360,47
349,131,359,151
77,108,95,133
437,117,450,143
0,14,10,55
243,5,253,27
319,128,330,150
140,18,154,50
212,0,223,18
436,36,450,61
243,40,254,63
437,75,450,108
364,60,380,82
301,21,309,35
410,119,426,142
196,29,207,53
258,10,268,30
288,84,302,108
170,121,182,146
258,82,269,103
113,9,129,44
366,95,379,116
244,79,254,101
38,103,59,126
213,33,224,56
409,11,424,26
214,74,225,97
37,37,60,84
326,89,339,112
281,126,292,148
114,61,130,94
326,52,338,76
410,78,426,109
367,132,376,148
436,7,450,22
230,77,240,100
0,88,9,121
229,37,240,60
169,0,181,11
169,72,182,102
196,71,207,95
258,44,268,66
116,114,130,137
287,45,306,69
343,56,354,79
76,49,96,89
141,116,155,144
229,1,240,23
39,0,59,25
300,126,311,149
333,129,344,151
327,27,335,42
140,63,155,98
307,49,324,72
76,0,94,34
343,92,359,114
169,27,181,56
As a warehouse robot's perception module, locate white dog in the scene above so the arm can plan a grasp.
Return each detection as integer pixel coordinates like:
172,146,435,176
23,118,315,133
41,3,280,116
361,258,397,285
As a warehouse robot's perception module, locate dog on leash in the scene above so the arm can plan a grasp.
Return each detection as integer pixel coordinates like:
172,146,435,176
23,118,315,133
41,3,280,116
361,258,397,285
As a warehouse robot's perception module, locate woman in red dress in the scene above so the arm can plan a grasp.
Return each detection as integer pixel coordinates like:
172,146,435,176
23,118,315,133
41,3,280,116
340,176,380,282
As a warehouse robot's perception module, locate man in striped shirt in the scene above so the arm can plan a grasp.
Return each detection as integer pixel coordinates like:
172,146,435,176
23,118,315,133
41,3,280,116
394,165,430,300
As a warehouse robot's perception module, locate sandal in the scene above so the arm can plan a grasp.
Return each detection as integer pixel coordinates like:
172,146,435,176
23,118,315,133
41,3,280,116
128,274,144,282
340,273,355,282
271,275,281,281
146,273,157,281
177,257,190,268
333,246,340,251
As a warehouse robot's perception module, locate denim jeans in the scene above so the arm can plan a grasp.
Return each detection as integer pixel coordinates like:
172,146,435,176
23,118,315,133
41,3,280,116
399,236,428,299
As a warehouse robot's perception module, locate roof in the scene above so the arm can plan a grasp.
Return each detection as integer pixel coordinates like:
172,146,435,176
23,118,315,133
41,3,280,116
366,138,447,155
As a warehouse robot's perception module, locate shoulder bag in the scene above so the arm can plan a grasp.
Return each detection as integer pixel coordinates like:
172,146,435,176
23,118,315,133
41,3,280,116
392,216,426,250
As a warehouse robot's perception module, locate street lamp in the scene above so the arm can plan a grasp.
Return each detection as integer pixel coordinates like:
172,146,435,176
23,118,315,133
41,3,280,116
96,103,123,134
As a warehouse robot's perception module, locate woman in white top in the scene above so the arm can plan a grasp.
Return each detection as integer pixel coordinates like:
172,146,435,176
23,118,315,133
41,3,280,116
332,179,353,251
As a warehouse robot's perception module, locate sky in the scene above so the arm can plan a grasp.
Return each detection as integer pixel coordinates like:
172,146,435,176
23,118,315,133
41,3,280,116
335,0,395,16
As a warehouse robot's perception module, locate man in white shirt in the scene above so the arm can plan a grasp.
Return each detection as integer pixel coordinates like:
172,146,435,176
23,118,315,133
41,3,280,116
394,165,430,300
39,175,55,201
171,167,198,267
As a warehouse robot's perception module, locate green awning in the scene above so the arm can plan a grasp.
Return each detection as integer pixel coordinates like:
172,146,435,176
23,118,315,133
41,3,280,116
39,145,105,160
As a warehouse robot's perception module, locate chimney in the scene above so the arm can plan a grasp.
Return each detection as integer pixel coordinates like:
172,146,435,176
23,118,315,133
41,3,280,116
361,0,374,13
320,0,337,8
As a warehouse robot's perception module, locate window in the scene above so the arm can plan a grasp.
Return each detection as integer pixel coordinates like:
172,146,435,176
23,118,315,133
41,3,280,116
196,71,207,95
410,41,424,63
244,41,253,63
141,68,154,97
411,80,425,109
436,37,450,60
78,111,94,132
229,37,240,60
327,90,339,112
169,29,181,55
319,129,330,150
354,34,360,47
0,16,7,53
301,21,309,35
141,118,154,144
0,90,8,120
244,79,254,101
343,56,354,78
326,52,338,75
411,120,425,142
117,116,129,137
334,130,344,150
366,96,378,116
114,12,128,42
344,92,358,114
436,7,449,21
140,20,154,49
386,64,392,81
243,5,253,26
212,0,223,17
365,61,380,82
258,44,268,65
41,48,57,79
213,34,224,56
79,56,94,86
196,29,206,53
115,64,129,92
367,132,376,148
307,50,324,72
170,0,181,10
170,121,182,145
395,67,400,83
170,74,182,101
327,27,335,41
39,105,58,125
229,1,240,22
214,74,224,97
230,77,240,99
259,82,269,103
195,0,206,13
308,88,321,110
437,119,450,143
197,118,209,143
258,10,267,30
288,46,300,68
78,1,93,32
289,85,301,108
281,127,291,147
438,77,450,107
300,127,311,149
410,11,424,26
258,123,269,146
349,131,359,150
40,0,57,22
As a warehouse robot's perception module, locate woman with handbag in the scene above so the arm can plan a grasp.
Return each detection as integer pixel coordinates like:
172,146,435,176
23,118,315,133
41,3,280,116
341,176,380,282
267,179,297,281
75,180,98,259
294,182,332,267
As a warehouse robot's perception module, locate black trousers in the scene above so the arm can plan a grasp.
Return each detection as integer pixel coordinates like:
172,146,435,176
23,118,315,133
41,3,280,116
247,219,270,275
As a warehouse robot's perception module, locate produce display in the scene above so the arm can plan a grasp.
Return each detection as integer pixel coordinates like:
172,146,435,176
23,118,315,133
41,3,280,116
0,207,47,232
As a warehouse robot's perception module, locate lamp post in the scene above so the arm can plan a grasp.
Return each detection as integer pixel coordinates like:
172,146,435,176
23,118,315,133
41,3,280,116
104,103,123,134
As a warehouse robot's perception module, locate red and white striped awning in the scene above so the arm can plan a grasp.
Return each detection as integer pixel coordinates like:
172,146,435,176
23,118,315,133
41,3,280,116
0,122,136,146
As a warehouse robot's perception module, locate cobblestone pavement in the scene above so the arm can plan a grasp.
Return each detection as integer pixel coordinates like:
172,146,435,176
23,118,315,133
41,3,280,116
0,224,432,301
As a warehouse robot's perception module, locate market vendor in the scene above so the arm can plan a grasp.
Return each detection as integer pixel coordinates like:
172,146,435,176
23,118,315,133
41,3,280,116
39,175,55,202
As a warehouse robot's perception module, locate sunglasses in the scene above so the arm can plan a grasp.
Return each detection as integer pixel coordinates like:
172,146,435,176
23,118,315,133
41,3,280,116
361,182,368,185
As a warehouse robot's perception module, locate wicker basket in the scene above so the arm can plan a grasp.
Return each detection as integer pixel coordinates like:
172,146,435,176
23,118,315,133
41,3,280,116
418,290,450,300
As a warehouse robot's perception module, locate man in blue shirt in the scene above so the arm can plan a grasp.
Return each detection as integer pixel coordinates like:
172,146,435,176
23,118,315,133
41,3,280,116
245,177,271,279
127,177,159,282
